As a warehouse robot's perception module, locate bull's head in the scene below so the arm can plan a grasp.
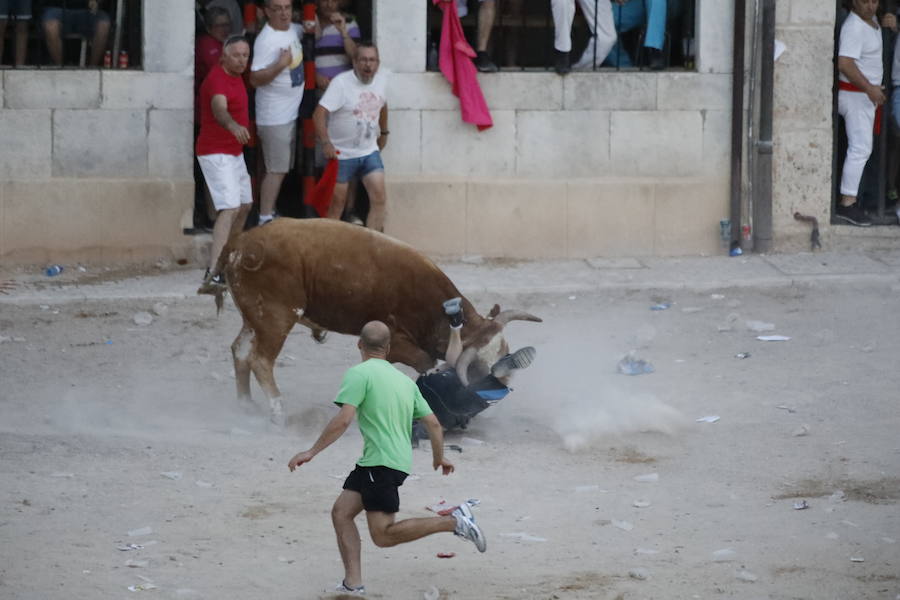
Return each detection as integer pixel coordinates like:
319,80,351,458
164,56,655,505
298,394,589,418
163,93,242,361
455,304,542,386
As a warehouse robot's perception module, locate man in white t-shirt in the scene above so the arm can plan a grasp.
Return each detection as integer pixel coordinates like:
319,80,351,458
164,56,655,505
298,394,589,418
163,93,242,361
313,42,390,232
836,0,890,226
249,0,306,225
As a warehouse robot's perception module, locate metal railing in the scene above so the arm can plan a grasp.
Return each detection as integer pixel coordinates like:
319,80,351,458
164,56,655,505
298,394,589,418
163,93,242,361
426,0,696,72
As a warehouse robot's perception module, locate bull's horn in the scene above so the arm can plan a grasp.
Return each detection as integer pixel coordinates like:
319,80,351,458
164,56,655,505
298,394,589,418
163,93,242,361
493,310,543,326
454,346,478,387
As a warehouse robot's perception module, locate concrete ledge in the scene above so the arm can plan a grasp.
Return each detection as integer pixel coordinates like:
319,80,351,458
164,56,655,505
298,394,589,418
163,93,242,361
384,176,728,258
4,70,101,109
0,179,193,264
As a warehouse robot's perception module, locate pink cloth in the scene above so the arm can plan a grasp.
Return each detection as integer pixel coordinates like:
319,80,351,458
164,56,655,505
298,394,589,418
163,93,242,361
433,0,493,130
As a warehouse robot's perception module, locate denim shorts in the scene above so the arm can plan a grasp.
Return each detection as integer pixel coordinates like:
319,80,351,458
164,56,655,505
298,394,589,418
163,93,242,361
892,86,900,134
42,7,110,38
0,0,32,19
337,150,384,183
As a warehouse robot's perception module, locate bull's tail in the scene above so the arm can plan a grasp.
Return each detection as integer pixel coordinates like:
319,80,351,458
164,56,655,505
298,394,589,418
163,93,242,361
197,240,236,314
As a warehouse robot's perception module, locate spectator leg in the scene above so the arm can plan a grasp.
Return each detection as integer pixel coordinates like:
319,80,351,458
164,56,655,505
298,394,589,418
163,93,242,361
476,0,495,52
550,0,575,52
643,0,667,49
259,172,286,218
573,0,616,68
90,18,110,66
361,170,386,232
209,207,239,271
327,182,350,220
14,20,28,66
838,90,875,202
43,18,64,65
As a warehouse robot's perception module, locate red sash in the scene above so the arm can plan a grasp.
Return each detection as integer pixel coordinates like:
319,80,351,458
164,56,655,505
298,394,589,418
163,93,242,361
839,80,883,134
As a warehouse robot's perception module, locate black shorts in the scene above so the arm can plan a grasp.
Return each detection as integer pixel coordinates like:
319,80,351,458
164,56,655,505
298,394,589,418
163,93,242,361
342,465,408,513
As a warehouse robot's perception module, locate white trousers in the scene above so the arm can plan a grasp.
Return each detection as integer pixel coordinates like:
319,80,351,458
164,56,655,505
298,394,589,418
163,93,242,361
551,0,616,65
838,89,876,197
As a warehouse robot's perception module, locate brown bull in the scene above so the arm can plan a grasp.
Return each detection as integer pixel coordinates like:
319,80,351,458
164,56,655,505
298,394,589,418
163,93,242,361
207,219,541,424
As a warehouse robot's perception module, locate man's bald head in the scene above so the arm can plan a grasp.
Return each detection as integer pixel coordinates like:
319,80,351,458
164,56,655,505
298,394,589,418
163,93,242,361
359,321,391,355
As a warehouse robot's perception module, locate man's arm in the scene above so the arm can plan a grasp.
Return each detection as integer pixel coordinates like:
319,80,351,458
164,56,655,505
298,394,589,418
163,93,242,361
330,12,358,59
288,403,357,471
314,104,338,159
211,94,250,144
421,413,454,475
249,47,293,88
377,102,389,151
838,56,886,104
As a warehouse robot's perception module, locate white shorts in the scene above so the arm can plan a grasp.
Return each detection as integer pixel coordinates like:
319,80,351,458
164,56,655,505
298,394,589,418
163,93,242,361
198,153,252,211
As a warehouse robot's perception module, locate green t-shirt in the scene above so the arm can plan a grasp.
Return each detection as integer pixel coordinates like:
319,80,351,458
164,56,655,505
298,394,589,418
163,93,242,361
334,359,433,474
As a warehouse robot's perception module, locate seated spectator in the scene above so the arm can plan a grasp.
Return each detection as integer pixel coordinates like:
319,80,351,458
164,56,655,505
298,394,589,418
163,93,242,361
1,0,31,67
456,0,498,72
604,0,674,70
551,0,616,74
204,0,243,36
197,6,232,86
42,0,110,67
315,0,360,89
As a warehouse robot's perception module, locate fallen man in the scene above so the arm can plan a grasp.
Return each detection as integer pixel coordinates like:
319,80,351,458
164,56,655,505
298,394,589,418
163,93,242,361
413,297,536,439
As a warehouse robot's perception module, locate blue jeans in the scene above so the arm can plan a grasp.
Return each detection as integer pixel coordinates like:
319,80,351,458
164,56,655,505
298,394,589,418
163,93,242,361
42,7,109,37
604,0,668,67
337,150,384,183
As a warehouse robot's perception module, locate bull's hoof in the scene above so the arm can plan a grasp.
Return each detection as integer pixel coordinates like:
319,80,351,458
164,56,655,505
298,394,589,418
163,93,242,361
312,329,328,344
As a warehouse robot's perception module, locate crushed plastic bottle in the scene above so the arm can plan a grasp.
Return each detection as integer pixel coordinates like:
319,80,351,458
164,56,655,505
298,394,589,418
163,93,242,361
45,264,63,277
617,352,654,375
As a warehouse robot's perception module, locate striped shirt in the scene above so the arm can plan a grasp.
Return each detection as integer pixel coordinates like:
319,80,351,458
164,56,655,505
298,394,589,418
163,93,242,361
316,18,361,80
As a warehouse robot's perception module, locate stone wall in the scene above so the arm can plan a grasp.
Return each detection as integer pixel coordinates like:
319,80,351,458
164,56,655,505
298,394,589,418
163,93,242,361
376,0,736,257
0,0,195,264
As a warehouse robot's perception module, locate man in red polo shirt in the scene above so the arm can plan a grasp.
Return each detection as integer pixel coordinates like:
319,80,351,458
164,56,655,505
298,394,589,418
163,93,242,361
197,35,252,288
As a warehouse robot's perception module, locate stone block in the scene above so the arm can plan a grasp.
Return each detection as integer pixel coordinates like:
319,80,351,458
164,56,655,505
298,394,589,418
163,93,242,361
102,72,193,109
465,181,567,258
0,179,191,262
516,111,611,177
565,72,656,110
773,26,834,131
567,180,656,257
53,110,148,177
653,178,728,255
701,110,731,176
376,1,426,73
610,111,703,177
657,73,731,110
789,0,835,25
149,110,194,180
0,110,52,180
772,126,832,225
421,110,515,176
380,110,421,176
4,71,100,109
480,73,563,110
143,0,194,73
697,0,733,74
387,73,459,110
384,179,467,256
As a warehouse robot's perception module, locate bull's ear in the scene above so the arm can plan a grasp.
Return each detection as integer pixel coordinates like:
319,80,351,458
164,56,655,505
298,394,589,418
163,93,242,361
488,304,501,319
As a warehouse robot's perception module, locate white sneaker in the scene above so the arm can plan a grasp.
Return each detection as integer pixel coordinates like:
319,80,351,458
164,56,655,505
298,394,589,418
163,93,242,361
332,581,365,596
451,502,486,552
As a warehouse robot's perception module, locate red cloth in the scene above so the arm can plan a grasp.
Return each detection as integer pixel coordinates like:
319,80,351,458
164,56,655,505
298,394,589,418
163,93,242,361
195,34,224,90
308,158,339,217
433,0,492,130
838,80,883,135
196,64,250,156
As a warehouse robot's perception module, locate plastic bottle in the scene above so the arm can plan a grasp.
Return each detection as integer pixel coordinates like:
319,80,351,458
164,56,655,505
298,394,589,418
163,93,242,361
427,42,439,71
45,264,63,277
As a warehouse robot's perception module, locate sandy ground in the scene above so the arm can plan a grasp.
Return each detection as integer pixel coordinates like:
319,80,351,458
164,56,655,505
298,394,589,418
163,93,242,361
1,272,899,599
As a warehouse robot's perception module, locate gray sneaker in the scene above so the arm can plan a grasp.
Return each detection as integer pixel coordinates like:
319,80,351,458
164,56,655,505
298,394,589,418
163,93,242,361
443,297,464,329
452,502,486,552
491,346,536,379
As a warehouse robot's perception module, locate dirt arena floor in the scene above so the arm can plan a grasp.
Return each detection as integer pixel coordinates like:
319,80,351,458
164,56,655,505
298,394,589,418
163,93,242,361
1,272,898,599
